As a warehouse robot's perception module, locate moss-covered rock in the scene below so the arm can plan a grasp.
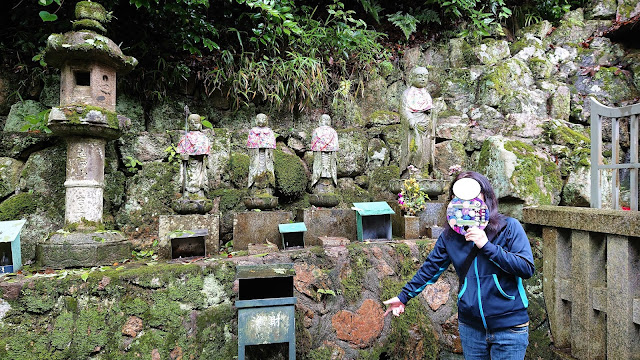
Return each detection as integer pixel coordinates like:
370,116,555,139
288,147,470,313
472,39,511,65
116,93,145,133
4,100,48,132
477,58,534,108
116,161,179,237
478,136,562,206
274,148,308,200
229,152,249,189
337,128,368,177
0,192,37,221
0,157,22,199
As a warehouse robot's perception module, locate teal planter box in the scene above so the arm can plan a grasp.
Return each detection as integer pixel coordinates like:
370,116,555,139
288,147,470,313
236,263,297,360
0,219,25,274
352,201,395,241
278,222,307,250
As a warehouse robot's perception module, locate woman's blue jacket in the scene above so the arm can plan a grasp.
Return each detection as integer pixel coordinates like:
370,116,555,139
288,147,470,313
397,217,535,330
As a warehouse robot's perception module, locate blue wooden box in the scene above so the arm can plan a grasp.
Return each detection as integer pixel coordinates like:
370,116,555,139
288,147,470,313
278,222,307,250
352,201,395,241
0,219,26,274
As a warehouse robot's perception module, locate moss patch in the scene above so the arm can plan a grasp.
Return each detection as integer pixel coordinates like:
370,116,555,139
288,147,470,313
0,192,37,221
229,152,249,188
341,243,371,303
504,140,562,205
274,148,308,200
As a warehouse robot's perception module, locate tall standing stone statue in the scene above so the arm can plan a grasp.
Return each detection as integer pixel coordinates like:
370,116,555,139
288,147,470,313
400,67,435,176
172,109,213,214
309,114,339,207
245,113,278,209
37,1,137,267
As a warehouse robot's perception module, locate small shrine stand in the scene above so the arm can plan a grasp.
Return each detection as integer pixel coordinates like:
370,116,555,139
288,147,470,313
0,219,26,274
236,263,297,360
353,201,395,241
278,222,306,250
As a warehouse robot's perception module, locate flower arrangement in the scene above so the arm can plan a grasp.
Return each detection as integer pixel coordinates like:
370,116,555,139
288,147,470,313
398,166,429,216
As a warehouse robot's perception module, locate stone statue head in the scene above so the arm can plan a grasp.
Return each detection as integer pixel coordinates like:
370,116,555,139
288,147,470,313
410,67,429,88
188,113,202,131
255,113,268,127
319,114,331,127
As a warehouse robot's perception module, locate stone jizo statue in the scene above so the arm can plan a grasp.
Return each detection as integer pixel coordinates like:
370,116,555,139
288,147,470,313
176,113,210,199
400,66,435,175
247,113,276,194
311,114,338,188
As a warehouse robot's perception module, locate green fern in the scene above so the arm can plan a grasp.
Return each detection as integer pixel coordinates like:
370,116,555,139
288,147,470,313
386,11,419,40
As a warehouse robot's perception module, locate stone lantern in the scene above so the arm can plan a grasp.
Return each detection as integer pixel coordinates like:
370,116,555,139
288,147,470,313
37,1,137,268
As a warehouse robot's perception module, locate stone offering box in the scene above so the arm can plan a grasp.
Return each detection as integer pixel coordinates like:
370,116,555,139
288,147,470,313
352,201,395,241
0,220,25,274
236,263,297,360
158,215,219,259
278,222,306,250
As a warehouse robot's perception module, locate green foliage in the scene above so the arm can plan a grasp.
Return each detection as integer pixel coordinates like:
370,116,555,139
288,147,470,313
386,12,419,40
20,109,52,133
124,155,142,173
164,143,181,165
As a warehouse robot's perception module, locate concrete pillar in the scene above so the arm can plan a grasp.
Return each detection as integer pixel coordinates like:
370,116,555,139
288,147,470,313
606,235,640,359
542,226,571,349
570,230,606,359
64,137,106,224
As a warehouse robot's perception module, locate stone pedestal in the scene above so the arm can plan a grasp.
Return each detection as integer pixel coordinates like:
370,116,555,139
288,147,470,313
65,137,106,224
391,201,446,239
158,214,219,258
296,208,356,246
233,211,292,250
37,232,130,268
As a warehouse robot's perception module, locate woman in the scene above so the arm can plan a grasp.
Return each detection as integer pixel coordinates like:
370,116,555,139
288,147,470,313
384,171,535,360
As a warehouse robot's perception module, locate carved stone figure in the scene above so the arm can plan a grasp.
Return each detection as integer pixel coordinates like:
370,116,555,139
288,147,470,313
247,113,276,195
400,66,435,175
311,114,339,188
309,114,340,207
176,113,210,199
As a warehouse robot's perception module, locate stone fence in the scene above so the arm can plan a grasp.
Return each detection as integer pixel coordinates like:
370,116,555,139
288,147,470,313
523,205,640,360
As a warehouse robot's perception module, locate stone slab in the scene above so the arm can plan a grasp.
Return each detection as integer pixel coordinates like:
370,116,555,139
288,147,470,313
158,214,220,258
37,232,130,268
319,236,350,247
233,211,292,250
296,209,356,246
390,201,446,238
523,205,640,237
591,286,607,312
634,298,640,325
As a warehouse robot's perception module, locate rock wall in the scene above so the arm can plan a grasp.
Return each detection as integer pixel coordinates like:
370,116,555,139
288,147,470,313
0,241,551,360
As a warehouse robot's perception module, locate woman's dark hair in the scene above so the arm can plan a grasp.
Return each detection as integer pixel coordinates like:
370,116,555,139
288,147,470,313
444,171,505,238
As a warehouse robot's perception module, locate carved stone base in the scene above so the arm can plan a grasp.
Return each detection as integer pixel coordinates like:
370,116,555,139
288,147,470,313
171,198,213,214
296,208,357,246
233,211,292,250
243,196,278,210
309,193,339,207
158,214,220,259
37,232,130,268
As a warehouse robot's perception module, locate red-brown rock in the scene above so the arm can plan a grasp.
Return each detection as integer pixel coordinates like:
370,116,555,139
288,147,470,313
331,299,384,348
121,316,143,337
421,278,451,311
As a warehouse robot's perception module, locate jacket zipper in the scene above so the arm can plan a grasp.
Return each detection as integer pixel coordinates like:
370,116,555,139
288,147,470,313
474,257,487,329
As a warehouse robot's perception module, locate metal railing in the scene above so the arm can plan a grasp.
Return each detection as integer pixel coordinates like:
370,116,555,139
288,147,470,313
590,97,640,210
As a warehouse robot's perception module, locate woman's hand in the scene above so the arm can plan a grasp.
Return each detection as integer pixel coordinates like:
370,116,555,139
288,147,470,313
465,227,488,249
383,297,406,317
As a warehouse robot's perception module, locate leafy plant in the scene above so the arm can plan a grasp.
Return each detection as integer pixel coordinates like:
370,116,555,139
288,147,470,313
397,166,429,216
21,109,52,133
124,156,142,173
164,144,181,165
386,11,419,40
132,239,158,260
